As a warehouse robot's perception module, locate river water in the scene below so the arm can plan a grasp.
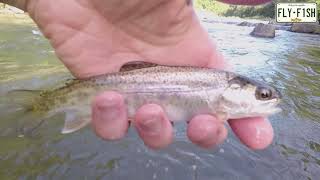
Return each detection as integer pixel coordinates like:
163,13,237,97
0,13,319,180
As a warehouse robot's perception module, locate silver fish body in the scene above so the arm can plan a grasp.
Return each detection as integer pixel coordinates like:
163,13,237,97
10,66,282,134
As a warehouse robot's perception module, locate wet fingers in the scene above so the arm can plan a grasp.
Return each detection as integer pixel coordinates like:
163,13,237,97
187,115,227,148
134,104,173,149
229,117,274,150
92,91,129,140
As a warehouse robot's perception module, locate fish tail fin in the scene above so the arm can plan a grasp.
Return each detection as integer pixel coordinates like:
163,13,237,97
4,90,45,137
6,90,42,111
4,90,91,136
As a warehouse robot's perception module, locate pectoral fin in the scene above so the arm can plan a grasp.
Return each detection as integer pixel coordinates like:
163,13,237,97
61,110,91,134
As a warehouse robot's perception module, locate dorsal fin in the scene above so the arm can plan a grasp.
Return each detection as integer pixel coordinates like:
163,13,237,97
119,62,158,72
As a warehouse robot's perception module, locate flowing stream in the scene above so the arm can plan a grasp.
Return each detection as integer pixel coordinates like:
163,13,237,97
0,13,319,180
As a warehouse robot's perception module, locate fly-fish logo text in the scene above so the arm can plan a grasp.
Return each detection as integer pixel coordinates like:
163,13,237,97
276,3,318,23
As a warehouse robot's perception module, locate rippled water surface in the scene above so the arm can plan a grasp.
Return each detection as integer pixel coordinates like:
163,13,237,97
0,13,320,179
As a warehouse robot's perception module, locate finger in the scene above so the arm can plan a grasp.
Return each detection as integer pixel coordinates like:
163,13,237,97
229,117,274,150
207,51,227,70
187,115,228,148
91,91,129,140
134,104,173,150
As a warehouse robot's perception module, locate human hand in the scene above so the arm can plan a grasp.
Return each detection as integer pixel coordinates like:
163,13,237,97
21,0,273,149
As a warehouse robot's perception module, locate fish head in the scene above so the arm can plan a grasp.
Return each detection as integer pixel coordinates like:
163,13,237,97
219,75,282,119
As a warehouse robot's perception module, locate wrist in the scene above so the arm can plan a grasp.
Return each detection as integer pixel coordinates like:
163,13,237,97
0,0,28,11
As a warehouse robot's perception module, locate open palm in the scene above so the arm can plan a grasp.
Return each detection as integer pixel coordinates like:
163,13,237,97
21,0,274,149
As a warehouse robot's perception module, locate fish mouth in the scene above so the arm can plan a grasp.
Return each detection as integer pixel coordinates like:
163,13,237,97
258,99,282,115
224,98,282,119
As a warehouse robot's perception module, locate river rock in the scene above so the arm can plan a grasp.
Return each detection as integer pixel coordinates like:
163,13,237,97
238,21,256,27
250,23,276,38
290,23,320,34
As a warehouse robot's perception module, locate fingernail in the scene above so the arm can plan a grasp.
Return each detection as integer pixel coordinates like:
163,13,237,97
97,98,120,110
139,117,162,135
95,101,121,122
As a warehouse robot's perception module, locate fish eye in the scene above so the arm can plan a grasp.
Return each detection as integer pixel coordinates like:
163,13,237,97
256,87,273,100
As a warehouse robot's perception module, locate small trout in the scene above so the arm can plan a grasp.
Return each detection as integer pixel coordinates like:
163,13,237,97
9,65,281,134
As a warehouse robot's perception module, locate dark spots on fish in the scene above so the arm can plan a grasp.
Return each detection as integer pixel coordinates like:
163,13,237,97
65,79,77,86
93,86,100,92
186,0,192,5
35,101,50,112
228,75,268,89
39,90,49,98
228,75,252,87
59,96,67,104
78,91,88,99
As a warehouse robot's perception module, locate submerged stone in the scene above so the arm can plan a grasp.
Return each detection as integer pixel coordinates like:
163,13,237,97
291,23,320,34
250,23,275,38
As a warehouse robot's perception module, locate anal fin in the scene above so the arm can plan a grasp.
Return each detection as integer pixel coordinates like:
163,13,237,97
61,110,91,134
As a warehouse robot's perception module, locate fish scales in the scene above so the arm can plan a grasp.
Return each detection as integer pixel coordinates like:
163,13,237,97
48,66,230,120
10,66,281,134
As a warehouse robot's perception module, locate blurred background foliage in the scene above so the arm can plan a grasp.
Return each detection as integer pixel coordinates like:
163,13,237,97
195,0,320,19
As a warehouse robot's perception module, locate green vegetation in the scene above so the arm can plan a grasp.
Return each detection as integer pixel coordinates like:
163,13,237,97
195,0,320,19
194,0,230,15
223,3,275,18
194,0,274,18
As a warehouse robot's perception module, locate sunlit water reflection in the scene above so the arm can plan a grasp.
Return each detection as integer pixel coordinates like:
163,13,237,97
0,13,319,179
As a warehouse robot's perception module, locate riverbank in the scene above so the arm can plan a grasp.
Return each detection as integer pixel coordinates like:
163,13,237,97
195,0,275,18
197,10,270,25
1,4,319,36
197,10,320,36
